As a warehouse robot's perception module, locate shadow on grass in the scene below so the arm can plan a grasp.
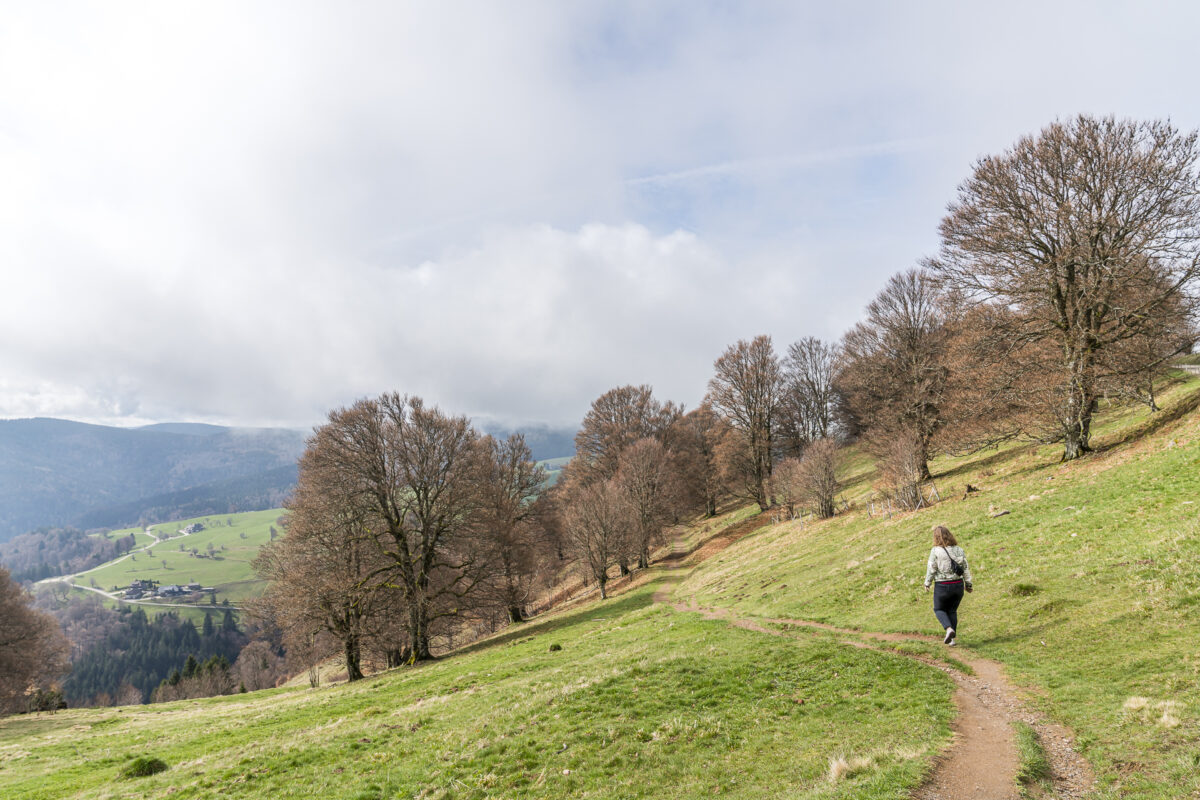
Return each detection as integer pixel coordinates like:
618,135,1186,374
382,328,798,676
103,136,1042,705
451,584,659,659
0,711,120,739
1092,378,1200,454
933,443,1029,484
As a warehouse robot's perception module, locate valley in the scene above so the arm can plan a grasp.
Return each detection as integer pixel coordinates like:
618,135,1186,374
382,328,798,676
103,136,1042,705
2,373,1197,798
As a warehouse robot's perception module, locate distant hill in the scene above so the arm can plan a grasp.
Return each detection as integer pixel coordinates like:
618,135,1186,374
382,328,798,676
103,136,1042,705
0,418,306,541
0,417,573,543
479,423,576,462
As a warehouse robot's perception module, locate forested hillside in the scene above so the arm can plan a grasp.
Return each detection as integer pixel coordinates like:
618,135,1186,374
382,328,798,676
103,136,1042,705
0,527,138,583
0,419,306,540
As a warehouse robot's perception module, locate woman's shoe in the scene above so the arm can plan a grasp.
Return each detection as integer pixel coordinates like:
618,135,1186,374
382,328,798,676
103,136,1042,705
948,639,958,647
944,627,955,644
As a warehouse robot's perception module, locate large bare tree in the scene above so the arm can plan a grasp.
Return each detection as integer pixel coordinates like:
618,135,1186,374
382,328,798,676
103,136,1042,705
615,437,677,569
670,404,725,517
302,394,490,662
772,438,841,519
706,335,780,511
930,115,1200,460
837,270,947,478
254,430,385,682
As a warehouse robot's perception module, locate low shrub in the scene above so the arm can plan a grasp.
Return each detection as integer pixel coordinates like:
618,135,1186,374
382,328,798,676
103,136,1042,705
120,756,168,779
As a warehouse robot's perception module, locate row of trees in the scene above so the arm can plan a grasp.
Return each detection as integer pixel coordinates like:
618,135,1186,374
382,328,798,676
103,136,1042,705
698,116,1199,516
251,114,1198,686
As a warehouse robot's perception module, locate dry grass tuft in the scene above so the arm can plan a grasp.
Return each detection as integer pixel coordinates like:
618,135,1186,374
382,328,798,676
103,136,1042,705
1156,701,1183,729
828,754,874,782
1123,696,1150,712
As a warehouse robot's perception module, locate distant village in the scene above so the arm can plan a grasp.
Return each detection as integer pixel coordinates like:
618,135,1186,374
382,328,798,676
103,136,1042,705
122,578,213,600
122,521,217,600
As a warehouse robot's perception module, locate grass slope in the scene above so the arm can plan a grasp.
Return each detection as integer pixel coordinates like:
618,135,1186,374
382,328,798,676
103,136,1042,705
77,509,284,604
0,582,955,799
678,374,1200,799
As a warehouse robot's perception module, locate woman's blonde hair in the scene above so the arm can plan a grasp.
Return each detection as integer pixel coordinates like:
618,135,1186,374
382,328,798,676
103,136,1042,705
932,525,957,547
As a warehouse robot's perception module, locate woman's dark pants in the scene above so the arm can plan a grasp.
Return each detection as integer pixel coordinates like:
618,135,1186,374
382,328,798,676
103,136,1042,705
933,581,964,631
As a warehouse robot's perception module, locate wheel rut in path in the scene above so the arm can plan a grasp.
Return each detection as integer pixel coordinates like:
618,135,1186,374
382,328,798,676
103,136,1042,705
652,588,1094,800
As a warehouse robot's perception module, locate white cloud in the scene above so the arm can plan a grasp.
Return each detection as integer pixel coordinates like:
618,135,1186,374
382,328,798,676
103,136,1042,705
0,220,817,427
3,2,1200,427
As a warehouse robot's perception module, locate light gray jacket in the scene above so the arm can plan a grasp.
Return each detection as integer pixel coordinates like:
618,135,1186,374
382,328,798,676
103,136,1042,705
924,545,973,588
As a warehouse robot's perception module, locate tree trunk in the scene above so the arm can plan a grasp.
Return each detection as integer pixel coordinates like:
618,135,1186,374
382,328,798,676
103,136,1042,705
618,557,630,576
1061,351,1097,461
343,634,364,682
407,602,433,662
507,605,524,624
1061,400,1095,459
598,575,607,599
385,648,405,669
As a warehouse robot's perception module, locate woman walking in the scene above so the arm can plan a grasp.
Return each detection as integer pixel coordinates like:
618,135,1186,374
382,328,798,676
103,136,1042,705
924,525,972,645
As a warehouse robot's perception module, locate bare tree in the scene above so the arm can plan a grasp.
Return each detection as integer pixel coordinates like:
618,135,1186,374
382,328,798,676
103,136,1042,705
287,394,490,663
477,434,548,623
930,115,1200,460
615,438,677,569
877,430,927,511
669,404,726,517
233,640,287,691
795,439,842,519
560,479,633,600
1104,277,1197,411
770,458,805,519
0,566,69,714
573,385,681,483
706,335,781,511
253,431,386,681
837,270,947,479
778,337,840,456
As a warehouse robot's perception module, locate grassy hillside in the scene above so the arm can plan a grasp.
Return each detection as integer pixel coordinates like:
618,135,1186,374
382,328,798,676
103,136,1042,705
0,578,953,799
677,374,1200,799
5,379,1196,798
75,509,284,604
537,456,572,486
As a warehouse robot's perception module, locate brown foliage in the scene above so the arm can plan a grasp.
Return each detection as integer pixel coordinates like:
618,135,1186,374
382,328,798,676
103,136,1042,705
615,438,678,569
930,115,1200,460
772,439,841,519
0,566,69,714
876,430,928,511
560,479,634,599
475,434,550,623
573,384,681,483
669,404,726,517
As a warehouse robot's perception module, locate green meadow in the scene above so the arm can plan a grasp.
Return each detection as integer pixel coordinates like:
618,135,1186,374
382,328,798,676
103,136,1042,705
677,373,1200,799
76,509,284,605
0,580,953,799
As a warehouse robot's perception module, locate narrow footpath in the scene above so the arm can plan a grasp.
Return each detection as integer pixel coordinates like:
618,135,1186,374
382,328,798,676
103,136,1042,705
650,529,1095,800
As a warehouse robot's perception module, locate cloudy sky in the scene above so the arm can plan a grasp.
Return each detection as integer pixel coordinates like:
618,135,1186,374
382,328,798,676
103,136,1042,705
3,1,1199,429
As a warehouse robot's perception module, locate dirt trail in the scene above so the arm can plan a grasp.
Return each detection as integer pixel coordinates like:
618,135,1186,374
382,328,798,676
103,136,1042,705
649,528,1094,800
